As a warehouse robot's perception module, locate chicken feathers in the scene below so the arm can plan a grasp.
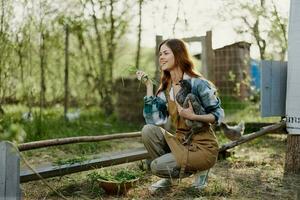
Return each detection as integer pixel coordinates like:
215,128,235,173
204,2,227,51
220,121,245,141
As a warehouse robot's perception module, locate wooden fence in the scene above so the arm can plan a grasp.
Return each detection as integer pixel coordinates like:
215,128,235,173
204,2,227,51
0,121,286,199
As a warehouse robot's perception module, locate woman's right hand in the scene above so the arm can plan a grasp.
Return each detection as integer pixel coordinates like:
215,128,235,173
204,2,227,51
136,70,153,96
136,70,151,85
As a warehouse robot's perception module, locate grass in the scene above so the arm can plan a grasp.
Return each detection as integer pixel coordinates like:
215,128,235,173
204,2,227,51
2,104,142,141
224,103,280,123
54,156,88,166
87,168,144,182
1,104,143,156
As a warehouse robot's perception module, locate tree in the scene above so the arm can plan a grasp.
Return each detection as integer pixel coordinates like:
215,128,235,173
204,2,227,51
0,0,7,112
0,0,135,115
81,0,131,116
221,0,288,60
0,0,16,111
64,23,70,121
72,18,98,103
268,0,288,60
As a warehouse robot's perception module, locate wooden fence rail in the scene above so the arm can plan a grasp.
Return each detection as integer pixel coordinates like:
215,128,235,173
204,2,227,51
18,131,141,151
18,122,281,152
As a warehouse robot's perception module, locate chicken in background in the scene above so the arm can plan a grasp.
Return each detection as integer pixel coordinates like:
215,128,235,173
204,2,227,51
66,109,81,122
220,121,245,141
22,111,33,122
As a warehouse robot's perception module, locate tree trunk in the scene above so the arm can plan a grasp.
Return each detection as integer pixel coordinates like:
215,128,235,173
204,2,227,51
100,0,116,116
239,0,266,60
90,0,105,86
0,0,4,108
38,31,46,136
155,35,163,83
16,35,24,85
271,1,287,61
108,0,115,86
253,20,266,60
76,30,94,76
0,104,4,115
64,24,69,121
135,0,142,69
90,0,112,115
285,135,300,174
40,32,46,108
76,29,97,104
0,0,4,33
172,0,181,36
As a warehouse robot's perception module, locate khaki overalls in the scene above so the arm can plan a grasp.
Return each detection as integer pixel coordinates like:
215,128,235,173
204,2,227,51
141,84,219,178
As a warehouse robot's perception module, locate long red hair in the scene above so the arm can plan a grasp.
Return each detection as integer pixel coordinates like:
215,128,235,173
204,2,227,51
156,39,203,95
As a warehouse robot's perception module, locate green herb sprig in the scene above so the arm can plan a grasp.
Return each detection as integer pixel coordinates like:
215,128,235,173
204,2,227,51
121,65,159,89
87,168,144,183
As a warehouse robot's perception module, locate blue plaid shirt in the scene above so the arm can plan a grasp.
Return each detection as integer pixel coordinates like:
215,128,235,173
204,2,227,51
143,74,225,125
143,94,168,125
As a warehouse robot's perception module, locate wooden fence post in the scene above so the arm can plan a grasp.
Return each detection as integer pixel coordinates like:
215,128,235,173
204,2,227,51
205,31,214,82
0,142,21,200
155,35,163,85
285,0,300,174
200,36,208,77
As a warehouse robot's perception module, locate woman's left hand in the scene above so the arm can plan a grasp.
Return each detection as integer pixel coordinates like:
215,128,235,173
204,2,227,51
177,101,195,120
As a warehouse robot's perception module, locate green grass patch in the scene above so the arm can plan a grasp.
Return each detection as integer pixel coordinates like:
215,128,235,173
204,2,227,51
54,156,88,166
2,104,143,156
221,102,280,123
220,95,250,112
1,104,142,142
87,168,144,183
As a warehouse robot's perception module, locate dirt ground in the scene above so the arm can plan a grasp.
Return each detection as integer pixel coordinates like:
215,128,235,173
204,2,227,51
21,134,300,200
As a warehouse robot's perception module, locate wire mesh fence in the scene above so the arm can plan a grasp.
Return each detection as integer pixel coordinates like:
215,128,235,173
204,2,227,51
212,42,257,117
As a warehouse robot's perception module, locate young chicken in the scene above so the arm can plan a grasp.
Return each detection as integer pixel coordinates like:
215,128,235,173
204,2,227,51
176,79,245,143
176,80,206,144
220,121,245,141
176,80,206,130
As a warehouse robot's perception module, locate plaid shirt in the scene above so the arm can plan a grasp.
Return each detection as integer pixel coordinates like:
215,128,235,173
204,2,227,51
143,92,168,125
143,74,224,125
